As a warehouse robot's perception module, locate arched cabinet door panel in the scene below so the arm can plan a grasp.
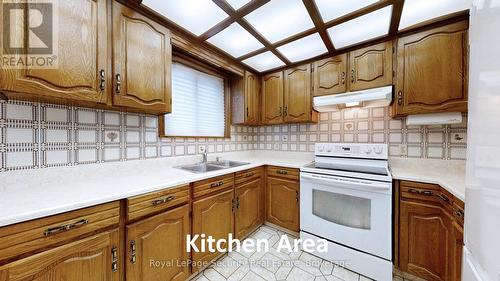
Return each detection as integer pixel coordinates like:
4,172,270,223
261,72,284,125
348,41,393,91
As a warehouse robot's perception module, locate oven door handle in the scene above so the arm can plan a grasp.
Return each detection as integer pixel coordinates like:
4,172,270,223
301,173,391,191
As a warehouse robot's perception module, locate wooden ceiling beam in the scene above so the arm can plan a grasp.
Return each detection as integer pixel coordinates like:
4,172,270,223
389,0,405,36
302,0,335,52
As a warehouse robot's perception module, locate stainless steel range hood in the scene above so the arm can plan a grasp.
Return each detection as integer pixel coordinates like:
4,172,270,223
313,86,393,112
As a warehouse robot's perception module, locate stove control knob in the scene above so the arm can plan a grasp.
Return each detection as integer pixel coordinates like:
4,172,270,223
364,146,372,154
374,146,383,154
326,146,332,152
318,145,324,152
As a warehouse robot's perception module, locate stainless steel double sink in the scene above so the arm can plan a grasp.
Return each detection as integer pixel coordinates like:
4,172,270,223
175,160,250,173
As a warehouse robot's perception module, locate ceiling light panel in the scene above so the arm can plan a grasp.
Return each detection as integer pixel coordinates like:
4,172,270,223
399,0,471,30
327,5,392,49
226,0,251,10
277,33,328,63
207,23,264,58
142,0,228,36
242,51,286,72
315,0,380,22
244,0,314,43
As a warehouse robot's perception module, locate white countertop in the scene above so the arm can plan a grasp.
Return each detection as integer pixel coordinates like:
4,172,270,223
389,157,466,201
0,151,314,227
0,152,467,228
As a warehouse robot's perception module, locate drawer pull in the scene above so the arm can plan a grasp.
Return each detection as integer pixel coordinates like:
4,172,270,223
99,69,106,91
454,209,464,218
277,169,288,175
438,194,450,203
130,240,137,264
210,181,224,188
151,195,176,206
244,172,255,178
111,246,118,272
44,219,89,237
408,188,433,196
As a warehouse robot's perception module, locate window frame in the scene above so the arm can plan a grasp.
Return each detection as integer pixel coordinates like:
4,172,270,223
158,54,231,138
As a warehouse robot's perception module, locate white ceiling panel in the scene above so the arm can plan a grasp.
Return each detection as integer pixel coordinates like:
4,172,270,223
277,33,328,63
327,5,392,49
226,0,251,10
399,0,471,30
244,0,314,43
242,51,286,72
207,23,264,58
142,0,229,36
315,0,380,22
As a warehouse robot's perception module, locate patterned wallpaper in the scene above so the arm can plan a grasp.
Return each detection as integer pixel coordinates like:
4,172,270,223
0,99,467,173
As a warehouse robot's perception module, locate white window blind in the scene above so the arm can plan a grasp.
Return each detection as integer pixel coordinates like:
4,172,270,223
164,63,226,137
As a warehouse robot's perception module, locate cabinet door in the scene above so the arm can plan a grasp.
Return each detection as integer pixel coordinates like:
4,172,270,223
348,41,393,91
0,0,109,104
313,54,347,96
261,72,284,124
400,200,453,281
394,21,468,116
245,71,260,125
192,189,234,272
266,177,300,232
112,1,172,113
284,64,314,123
0,229,119,281
450,220,464,281
126,205,190,281
235,178,262,239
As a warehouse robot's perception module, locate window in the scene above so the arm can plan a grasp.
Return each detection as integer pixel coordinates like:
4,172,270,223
162,62,227,137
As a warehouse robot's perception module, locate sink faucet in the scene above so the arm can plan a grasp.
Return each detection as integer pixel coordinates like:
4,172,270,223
201,151,207,164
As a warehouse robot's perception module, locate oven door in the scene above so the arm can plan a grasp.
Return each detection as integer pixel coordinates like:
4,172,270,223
300,172,392,260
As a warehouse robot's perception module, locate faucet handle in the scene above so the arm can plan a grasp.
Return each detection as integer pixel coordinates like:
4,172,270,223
216,156,222,162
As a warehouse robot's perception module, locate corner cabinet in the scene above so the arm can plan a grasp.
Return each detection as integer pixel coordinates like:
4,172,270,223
112,1,172,114
261,72,284,125
231,71,260,125
393,21,468,116
284,64,317,123
349,42,393,91
0,0,110,105
313,54,347,96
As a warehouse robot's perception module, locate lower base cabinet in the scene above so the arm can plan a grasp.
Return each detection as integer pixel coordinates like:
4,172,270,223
126,204,190,281
191,189,234,272
266,176,300,232
0,229,120,281
235,177,263,239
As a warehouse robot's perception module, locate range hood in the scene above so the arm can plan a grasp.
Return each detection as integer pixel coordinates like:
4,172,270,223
313,86,393,112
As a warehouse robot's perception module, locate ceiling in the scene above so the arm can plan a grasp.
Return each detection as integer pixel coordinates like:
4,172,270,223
141,0,471,73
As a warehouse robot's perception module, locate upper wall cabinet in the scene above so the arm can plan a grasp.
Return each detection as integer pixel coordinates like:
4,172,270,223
231,71,260,125
284,64,317,123
261,72,284,125
349,42,393,91
313,54,347,96
112,1,172,114
0,0,110,104
392,21,468,117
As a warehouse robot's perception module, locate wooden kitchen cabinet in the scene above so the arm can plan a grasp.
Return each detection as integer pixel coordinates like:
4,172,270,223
284,64,317,123
112,1,172,114
126,204,190,281
0,0,110,105
192,189,234,272
231,71,260,125
313,54,348,96
261,71,284,124
266,176,300,232
393,21,468,117
235,177,262,239
0,229,120,281
398,181,465,281
348,42,393,91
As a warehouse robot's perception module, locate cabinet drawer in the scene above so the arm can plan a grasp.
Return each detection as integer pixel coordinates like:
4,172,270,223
400,181,453,208
235,167,263,185
127,184,190,221
266,166,299,181
0,201,119,263
193,174,234,198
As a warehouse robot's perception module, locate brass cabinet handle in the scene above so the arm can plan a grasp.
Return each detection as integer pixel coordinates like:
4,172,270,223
408,188,433,196
99,69,106,91
210,181,224,188
231,199,235,213
341,72,346,84
115,74,121,94
438,194,450,203
279,107,282,116
246,107,249,117
130,240,137,264
454,209,464,218
351,69,355,83
236,197,240,209
295,191,299,202
283,106,288,117
244,172,254,178
397,91,403,105
111,246,118,272
44,219,89,237
276,169,288,175
151,195,176,206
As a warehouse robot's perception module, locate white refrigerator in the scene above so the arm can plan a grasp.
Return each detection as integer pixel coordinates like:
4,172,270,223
463,1,500,281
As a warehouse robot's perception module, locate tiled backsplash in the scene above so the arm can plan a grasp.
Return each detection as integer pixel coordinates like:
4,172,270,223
0,100,467,173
